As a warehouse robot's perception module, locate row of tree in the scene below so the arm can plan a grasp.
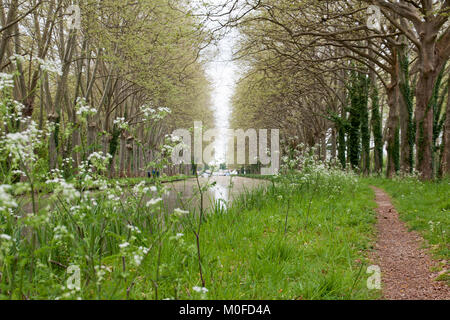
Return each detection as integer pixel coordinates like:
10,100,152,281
0,0,214,180
230,0,450,179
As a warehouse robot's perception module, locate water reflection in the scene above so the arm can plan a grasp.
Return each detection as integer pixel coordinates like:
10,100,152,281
161,176,268,213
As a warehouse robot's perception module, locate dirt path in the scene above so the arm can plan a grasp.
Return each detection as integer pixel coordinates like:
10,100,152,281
370,186,449,300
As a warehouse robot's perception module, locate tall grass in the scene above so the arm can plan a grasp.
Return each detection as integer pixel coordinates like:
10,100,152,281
2,165,380,299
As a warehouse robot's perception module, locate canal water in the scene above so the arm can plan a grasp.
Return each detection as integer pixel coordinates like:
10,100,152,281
161,176,270,213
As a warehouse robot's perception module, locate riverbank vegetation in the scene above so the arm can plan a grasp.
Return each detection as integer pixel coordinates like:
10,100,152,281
1,155,379,299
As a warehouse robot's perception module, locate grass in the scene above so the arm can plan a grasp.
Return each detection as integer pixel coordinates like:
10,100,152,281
127,173,379,300
182,185,377,299
1,170,381,299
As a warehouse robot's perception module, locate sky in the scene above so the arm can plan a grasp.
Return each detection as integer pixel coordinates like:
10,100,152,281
205,29,239,164
195,0,241,164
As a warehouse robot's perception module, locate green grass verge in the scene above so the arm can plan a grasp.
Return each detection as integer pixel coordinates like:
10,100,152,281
2,173,380,299
131,176,379,300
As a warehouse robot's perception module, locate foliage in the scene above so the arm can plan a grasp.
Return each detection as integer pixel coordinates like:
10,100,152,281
0,148,379,299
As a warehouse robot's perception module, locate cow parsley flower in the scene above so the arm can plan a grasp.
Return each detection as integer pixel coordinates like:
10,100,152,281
0,73,14,90
146,198,162,207
141,104,171,121
0,185,17,210
113,117,128,130
119,242,130,249
193,286,208,294
141,104,156,119
173,208,189,217
1,120,44,165
45,178,80,201
37,58,62,76
127,225,141,234
0,234,12,241
87,151,112,171
76,97,97,117
133,247,150,266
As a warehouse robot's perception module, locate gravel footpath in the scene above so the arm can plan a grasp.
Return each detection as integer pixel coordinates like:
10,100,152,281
370,186,449,300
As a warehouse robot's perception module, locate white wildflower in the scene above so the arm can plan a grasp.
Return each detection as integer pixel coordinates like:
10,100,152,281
113,117,128,129
119,242,130,249
173,208,189,217
39,58,62,76
0,234,12,241
0,185,17,209
2,121,44,165
0,73,14,90
146,198,162,207
192,286,208,294
127,225,141,234
75,97,97,117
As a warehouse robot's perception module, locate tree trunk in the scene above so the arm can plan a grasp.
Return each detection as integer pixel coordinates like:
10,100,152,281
87,121,97,152
49,30,77,169
414,27,448,180
331,127,337,161
442,78,450,176
119,132,127,177
133,141,139,177
321,135,327,162
386,82,400,178
415,72,436,180
370,82,383,174
398,47,414,174
126,136,134,177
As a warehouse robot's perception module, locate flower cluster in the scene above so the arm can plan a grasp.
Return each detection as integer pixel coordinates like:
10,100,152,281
45,177,80,201
141,104,156,119
87,151,112,171
95,265,112,285
113,117,128,130
53,225,74,245
0,185,17,212
132,181,157,196
192,286,209,299
10,54,62,76
1,120,45,167
118,240,150,267
0,73,14,91
76,97,97,117
141,104,171,121
0,233,14,260
39,58,62,76
146,197,162,207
